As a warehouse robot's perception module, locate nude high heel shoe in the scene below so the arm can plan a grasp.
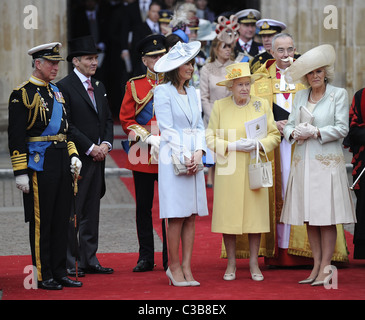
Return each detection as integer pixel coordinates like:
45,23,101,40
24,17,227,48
187,280,200,286
166,267,190,287
298,278,316,284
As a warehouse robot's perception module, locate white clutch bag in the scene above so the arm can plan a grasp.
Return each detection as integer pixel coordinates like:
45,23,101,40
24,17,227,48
171,153,204,176
248,141,273,190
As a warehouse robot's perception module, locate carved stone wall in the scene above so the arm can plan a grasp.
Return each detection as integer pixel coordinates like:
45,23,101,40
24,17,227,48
260,0,365,98
0,0,68,150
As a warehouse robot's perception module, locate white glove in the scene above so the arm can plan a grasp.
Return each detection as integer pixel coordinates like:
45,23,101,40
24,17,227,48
293,123,318,140
150,144,159,162
145,135,160,148
70,157,82,175
15,174,29,194
228,138,257,152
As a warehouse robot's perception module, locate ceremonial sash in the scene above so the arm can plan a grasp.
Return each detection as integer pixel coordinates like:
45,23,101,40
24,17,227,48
122,99,154,153
27,84,63,171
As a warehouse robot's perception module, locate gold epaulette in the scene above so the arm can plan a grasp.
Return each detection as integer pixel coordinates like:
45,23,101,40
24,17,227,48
128,74,146,82
250,59,263,74
10,150,28,172
13,81,29,91
67,141,78,157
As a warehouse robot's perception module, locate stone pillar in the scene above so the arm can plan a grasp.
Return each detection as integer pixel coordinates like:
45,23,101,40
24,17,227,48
0,0,68,150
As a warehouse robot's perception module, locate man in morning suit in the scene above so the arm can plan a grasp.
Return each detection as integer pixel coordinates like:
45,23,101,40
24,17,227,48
57,35,114,277
8,42,82,290
120,34,168,272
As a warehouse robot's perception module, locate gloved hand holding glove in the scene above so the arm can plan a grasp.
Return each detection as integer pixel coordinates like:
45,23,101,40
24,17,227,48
70,156,82,175
146,135,160,162
145,135,160,148
15,174,29,194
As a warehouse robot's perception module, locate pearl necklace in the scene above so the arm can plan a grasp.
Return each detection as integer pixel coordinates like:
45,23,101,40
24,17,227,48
309,90,324,104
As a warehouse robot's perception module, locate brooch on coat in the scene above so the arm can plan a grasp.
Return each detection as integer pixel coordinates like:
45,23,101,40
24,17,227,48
253,100,261,112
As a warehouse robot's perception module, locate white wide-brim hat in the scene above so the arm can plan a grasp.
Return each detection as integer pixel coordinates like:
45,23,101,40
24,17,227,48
284,44,336,84
154,41,201,73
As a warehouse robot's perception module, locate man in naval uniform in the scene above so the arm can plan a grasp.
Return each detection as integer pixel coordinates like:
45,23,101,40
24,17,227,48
120,34,168,272
8,42,82,290
234,9,264,62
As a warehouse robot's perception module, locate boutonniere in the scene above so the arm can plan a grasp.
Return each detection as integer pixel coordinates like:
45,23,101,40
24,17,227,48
95,81,99,87
253,100,261,112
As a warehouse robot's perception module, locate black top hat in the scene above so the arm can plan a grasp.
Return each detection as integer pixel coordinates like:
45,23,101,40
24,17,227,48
137,34,166,57
67,35,98,62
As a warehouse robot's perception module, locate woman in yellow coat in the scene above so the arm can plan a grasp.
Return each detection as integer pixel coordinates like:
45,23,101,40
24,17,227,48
206,62,281,281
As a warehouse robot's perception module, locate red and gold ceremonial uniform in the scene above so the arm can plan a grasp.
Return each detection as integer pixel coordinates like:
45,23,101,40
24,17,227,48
120,69,164,173
119,66,167,271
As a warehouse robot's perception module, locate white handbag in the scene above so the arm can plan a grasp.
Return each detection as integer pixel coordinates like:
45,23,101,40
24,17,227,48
248,141,273,190
171,153,204,176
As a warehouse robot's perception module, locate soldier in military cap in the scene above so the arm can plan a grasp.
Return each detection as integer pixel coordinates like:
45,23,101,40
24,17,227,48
234,9,264,62
120,34,168,272
8,42,82,289
158,9,173,36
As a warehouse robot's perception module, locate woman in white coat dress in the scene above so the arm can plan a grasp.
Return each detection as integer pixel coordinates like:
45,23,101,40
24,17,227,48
281,45,356,286
154,41,208,287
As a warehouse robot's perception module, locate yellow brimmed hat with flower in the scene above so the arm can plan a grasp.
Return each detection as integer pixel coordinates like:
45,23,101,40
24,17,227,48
216,62,264,86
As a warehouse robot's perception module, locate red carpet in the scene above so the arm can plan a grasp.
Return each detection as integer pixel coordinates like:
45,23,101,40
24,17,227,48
1,149,365,301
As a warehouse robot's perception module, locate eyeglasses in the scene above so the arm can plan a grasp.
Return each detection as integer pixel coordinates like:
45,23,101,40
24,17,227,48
276,47,294,54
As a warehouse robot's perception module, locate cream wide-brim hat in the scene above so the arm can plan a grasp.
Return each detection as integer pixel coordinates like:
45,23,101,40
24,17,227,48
216,62,264,86
154,41,201,73
284,44,336,84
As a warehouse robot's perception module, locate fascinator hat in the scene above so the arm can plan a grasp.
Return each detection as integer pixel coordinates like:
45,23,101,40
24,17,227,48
216,62,264,86
154,41,201,73
284,44,336,85
215,15,239,45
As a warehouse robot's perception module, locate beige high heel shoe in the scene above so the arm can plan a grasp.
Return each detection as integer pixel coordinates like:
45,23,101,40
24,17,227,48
166,267,190,287
187,280,200,286
298,278,316,284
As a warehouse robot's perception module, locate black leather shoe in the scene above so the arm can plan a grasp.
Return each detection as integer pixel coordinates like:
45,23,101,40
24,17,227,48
133,260,154,272
67,267,85,278
84,264,114,274
55,276,82,287
38,279,63,290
